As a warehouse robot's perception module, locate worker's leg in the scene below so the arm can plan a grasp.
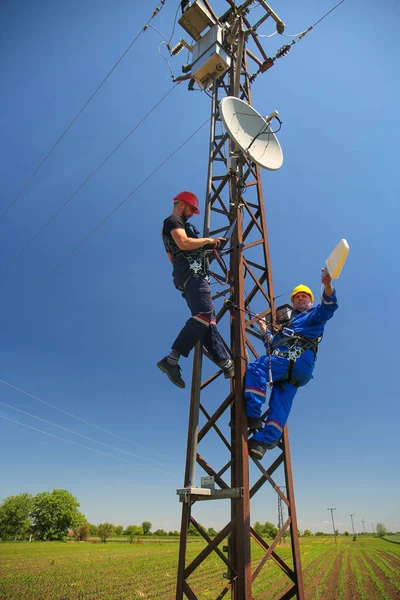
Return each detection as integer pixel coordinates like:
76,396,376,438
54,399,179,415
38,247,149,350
244,355,289,419
202,306,231,364
172,275,227,360
251,381,298,448
247,353,315,456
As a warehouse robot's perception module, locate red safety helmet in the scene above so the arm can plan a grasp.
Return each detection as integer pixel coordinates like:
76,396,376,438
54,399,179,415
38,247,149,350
173,191,200,215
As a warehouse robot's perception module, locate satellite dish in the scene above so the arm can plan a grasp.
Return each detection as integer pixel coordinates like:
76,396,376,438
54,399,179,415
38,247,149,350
219,96,283,171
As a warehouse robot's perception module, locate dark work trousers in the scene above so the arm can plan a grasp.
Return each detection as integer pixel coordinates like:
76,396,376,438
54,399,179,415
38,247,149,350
172,275,230,362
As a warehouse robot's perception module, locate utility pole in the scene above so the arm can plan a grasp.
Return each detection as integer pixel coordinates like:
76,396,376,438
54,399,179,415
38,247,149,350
372,521,375,534
327,508,337,545
278,486,286,531
361,519,366,534
348,513,355,537
174,1,305,599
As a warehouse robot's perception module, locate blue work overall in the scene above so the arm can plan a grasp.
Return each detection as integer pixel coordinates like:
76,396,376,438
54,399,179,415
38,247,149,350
245,290,338,448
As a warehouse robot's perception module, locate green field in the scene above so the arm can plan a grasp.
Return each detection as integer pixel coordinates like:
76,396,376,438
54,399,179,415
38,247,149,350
1,536,400,599
384,535,400,545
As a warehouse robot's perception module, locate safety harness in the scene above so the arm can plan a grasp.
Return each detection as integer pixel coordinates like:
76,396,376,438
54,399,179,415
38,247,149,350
162,222,210,291
223,299,321,387
162,221,238,291
269,327,321,387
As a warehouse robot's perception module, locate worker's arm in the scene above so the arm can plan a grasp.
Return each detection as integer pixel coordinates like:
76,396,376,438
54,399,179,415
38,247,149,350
171,227,225,251
306,268,338,324
257,315,274,348
321,268,334,297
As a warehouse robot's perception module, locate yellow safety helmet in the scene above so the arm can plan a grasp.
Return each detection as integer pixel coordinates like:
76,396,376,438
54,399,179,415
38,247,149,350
291,284,314,304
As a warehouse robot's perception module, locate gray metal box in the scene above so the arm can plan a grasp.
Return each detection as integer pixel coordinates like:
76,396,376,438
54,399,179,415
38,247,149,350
191,25,231,89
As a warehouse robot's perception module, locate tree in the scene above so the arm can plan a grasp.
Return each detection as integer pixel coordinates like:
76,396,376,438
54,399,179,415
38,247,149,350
263,522,279,539
98,523,114,543
124,525,143,543
31,489,84,541
74,522,89,541
0,493,33,541
344,531,349,536
253,521,264,536
89,523,98,536
141,521,152,535
303,530,312,537
376,522,387,538
114,525,124,536
154,529,167,536
207,527,217,537
315,531,325,537
188,523,201,536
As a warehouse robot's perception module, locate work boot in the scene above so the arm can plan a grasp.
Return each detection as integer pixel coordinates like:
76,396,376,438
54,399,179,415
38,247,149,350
248,438,268,460
157,357,186,388
247,416,263,431
218,358,235,379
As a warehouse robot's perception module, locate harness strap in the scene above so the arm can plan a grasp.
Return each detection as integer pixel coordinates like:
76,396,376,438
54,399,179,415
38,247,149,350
286,360,299,388
271,330,320,358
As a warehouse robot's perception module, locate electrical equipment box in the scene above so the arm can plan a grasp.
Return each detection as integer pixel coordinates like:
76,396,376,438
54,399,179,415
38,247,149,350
191,25,231,89
178,0,215,41
201,476,215,490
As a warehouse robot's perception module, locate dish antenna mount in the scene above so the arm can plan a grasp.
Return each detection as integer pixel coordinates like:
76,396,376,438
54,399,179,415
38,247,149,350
219,96,283,171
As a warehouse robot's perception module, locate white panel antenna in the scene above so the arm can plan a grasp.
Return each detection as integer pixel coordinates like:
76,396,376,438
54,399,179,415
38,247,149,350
219,96,283,171
325,239,350,279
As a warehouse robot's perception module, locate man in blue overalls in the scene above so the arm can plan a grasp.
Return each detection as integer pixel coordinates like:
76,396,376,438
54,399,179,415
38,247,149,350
246,269,338,459
157,191,234,388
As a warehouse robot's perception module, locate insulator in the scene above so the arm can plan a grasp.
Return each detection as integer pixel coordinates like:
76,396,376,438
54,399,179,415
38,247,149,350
276,44,291,59
171,41,184,56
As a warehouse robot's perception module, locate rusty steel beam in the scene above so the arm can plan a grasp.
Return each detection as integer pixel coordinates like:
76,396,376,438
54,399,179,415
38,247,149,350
282,427,305,599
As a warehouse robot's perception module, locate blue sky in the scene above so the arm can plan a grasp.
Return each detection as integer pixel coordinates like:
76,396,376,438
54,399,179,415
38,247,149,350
0,0,399,536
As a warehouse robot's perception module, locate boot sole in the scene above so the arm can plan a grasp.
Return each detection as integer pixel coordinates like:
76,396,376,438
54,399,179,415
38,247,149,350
157,361,186,389
249,449,265,460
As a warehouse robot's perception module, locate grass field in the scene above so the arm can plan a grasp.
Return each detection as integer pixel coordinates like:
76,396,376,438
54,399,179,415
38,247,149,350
1,536,400,599
384,535,400,545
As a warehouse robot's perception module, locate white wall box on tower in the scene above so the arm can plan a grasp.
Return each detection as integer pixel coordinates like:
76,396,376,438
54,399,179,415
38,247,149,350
178,1,215,41
191,25,231,89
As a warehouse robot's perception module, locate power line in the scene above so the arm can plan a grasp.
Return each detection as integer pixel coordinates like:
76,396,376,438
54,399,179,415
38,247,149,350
0,414,177,475
0,378,167,459
0,0,167,225
2,118,209,322
312,0,345,28
0,84,178,279
0,400,180,473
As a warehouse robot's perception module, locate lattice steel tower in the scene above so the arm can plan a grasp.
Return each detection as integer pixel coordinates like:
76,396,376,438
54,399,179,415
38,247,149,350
175,1,305,598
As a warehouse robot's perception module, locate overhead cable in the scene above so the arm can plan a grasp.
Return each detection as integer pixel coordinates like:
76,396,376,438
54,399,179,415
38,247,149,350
2,118,209,322
0,400,180,473
0,84,178,279
0,0,167,225
251,0,346,82
0,378,167,459
0,414,177,475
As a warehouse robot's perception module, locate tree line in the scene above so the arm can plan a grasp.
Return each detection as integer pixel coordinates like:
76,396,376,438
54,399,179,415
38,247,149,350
0,490,160,542
0,490,391,542
0,490,215,542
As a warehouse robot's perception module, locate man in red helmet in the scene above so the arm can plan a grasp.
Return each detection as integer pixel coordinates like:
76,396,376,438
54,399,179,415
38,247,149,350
157,191,234,388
